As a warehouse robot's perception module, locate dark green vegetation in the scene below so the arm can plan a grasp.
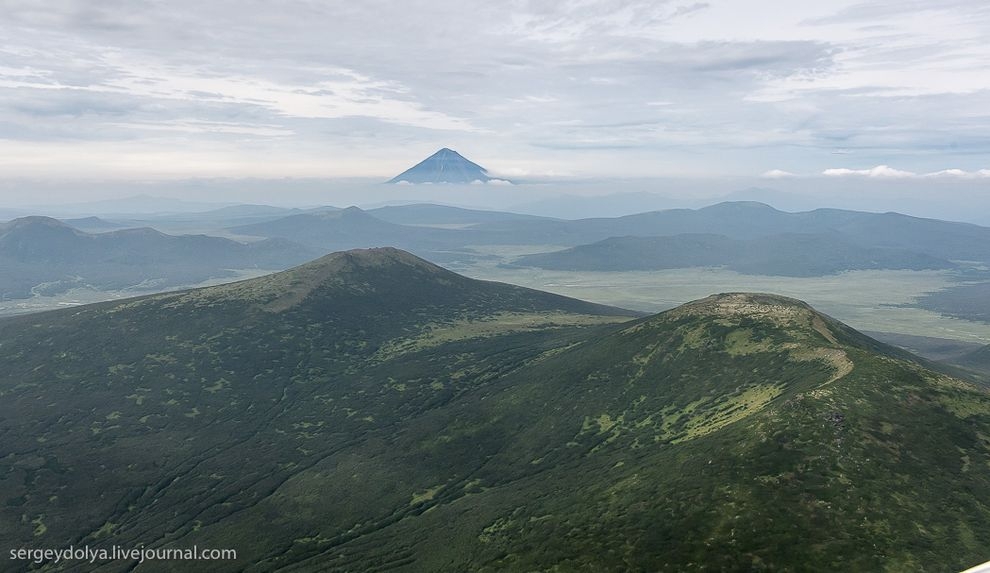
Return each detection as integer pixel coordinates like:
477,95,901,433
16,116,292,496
1,248,990,572
0,216,318,300
917,281,990,323
514,233,954,276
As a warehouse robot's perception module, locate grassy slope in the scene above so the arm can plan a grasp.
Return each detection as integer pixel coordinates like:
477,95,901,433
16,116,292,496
0,254,988,572
292,293,990,572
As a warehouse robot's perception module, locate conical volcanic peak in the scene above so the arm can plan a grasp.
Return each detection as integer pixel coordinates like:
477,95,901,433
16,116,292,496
388,148,508,184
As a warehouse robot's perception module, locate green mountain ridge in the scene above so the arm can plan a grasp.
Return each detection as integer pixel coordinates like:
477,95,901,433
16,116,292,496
1,250,988,572
514,232,955,276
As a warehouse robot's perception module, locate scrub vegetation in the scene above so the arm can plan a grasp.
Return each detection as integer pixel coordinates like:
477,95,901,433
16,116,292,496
1,249,989,572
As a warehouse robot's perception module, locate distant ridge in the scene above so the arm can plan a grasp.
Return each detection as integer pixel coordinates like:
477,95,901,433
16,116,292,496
0,216,316,299
388,148,511,184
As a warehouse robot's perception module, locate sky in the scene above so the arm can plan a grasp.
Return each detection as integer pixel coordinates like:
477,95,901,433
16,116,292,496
1,0,989,203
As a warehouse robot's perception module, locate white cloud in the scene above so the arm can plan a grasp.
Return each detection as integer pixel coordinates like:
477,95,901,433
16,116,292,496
2,1,990,182
923,168,990,179
822,165,916,178
0,44,479,133
108,119,295,137
822,166,990,179
761,169,796,179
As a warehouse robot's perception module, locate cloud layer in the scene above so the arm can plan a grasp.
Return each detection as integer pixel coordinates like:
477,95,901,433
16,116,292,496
1,1,989,181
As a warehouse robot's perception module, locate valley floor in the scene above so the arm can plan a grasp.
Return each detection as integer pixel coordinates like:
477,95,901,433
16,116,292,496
455,246,990,344
5,246,990,348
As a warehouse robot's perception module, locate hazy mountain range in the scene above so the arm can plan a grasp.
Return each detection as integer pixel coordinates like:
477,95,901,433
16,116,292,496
0,216,317,299
1,248,988,571
5,200,990,305
232,201,990,268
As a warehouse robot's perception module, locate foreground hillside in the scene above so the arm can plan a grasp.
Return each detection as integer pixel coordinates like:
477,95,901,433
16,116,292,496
0,249,988,572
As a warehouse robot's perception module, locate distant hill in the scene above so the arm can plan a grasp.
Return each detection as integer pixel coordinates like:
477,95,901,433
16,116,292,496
515,233,955,276
144,204,340,224
227,201,990,274
388,148,509,184
508,191,698,219
0,254,988,571
44,194,233,215
229,206,465,254
473,201,990,261
916,281,990,323
0,216,316,299
957,345,990,374
864,331,986,363
367,203,549,226
60,216,129,231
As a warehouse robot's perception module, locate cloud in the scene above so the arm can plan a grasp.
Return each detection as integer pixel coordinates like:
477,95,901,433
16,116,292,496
923,168,990,179
822,165,916,178
109,120,295,137
1,0,989,182
761,169,796,179
1,53,478,132
822,166,990,179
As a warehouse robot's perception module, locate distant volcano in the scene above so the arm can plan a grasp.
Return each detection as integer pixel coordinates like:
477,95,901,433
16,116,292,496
387,148,510,184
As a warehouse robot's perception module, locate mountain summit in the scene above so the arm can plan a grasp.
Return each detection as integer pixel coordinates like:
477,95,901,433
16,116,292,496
387,148,509,184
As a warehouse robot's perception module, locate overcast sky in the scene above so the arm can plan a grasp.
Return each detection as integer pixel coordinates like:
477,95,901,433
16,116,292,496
1,0,989,189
